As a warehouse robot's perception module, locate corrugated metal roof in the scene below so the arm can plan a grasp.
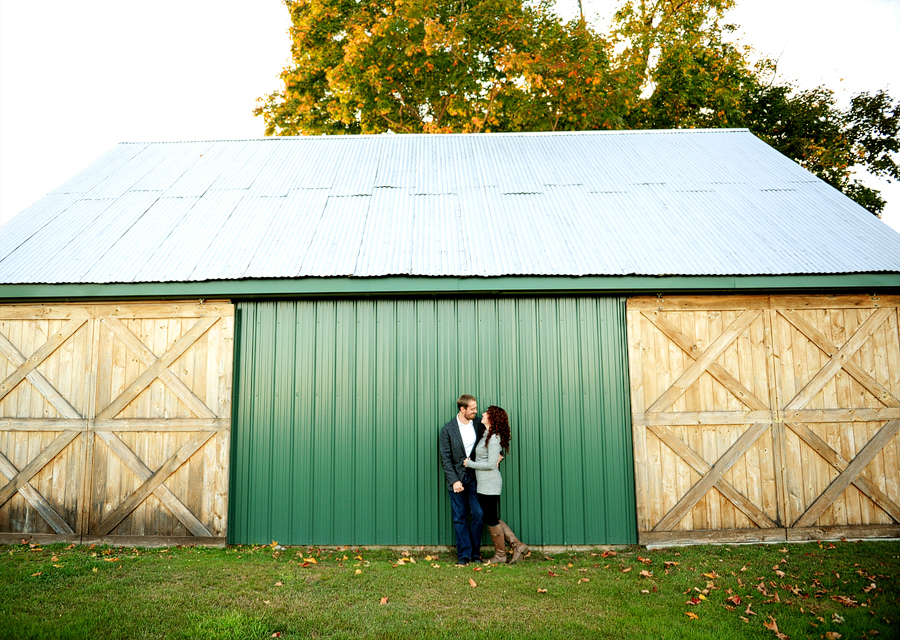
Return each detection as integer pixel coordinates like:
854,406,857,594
2,129,899,284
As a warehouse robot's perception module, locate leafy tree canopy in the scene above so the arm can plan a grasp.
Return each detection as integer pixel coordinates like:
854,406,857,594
255,0,899,215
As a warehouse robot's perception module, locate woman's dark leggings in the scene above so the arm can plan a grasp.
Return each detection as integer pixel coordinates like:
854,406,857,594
477,493,500,527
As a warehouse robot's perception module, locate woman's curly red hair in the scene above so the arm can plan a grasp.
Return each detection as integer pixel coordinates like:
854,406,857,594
484,405,511,453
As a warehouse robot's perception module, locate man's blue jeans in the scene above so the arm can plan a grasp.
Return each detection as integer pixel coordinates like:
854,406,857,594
449,475,484,562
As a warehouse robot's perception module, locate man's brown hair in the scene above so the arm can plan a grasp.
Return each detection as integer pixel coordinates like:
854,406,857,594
457,394,476,411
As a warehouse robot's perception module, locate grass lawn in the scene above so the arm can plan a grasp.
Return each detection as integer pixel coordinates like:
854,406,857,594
1,539,897,639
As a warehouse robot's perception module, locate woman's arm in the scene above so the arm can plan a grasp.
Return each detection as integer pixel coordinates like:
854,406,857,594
464,434,501,470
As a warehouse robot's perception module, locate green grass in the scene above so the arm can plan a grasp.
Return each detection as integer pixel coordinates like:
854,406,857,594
1,540,897,639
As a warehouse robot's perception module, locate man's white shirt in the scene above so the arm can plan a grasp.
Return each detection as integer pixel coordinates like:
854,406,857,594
457,416,477,458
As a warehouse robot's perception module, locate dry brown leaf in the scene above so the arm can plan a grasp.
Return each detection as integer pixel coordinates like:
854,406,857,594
578,578,590,584
637,556,652,565
823,633,842,640
380,596,388,605
639,570,653,578
537,588,547,593
640,589,649,594
831,595,859,607
469,578,477,588
620,567,632,573
863,583,877,593
274,581,283,587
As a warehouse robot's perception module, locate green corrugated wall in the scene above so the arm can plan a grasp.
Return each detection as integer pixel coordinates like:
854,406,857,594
228,297,636,546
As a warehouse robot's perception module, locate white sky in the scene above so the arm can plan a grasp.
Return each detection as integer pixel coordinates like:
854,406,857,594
1,0,899,234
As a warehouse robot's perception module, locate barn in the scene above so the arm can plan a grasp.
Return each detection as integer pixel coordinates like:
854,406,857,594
1,129,898,548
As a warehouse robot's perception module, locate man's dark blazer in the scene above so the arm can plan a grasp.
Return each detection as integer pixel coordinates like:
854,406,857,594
439,416,485,490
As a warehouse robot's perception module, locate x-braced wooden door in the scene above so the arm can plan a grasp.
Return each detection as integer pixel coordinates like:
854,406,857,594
628,295,900,545
0,302,233,545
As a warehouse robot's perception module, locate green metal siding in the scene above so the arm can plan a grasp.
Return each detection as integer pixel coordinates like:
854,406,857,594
229,297,636,546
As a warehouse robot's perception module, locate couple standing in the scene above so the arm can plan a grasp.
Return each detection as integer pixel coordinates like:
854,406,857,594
438,394,528,566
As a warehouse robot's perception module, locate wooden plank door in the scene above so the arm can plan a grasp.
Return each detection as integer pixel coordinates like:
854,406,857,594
0,301,233,546
628,295,900,545
770,296,900,540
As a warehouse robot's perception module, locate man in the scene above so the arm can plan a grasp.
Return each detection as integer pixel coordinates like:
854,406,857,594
439,394,484,566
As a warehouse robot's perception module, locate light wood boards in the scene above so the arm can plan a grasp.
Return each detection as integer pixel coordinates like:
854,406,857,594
0,302,233,543
628,295,900,544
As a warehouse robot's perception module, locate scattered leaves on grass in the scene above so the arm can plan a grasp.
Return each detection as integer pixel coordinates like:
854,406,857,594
548,570,557,577
600,551,616,558
469,578,477,588
823,633,842,640
725,595,741,606
832,613,845,624
637,556,652,565
684,612,699,620
831,595,859,607
304,557,317,564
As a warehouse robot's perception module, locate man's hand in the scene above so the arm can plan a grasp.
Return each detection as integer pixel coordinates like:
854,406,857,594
452,481,464,493
463,457,469,468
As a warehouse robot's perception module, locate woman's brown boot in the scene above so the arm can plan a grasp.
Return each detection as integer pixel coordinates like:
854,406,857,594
499,519,528,564
486,525,507,564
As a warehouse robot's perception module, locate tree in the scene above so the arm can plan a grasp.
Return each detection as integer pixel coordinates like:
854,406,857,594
256,0,898,214
254,0,615,134
740,83,899,215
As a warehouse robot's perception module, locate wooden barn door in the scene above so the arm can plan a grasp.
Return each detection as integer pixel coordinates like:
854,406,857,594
0,302,233,546
628,295,900,545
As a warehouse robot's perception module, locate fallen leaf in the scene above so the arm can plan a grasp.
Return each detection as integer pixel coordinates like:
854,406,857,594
31,571,41,577
664,561,679,569
701,571,719,579
726,595,741,606
685,597,701,606
831,595,859,607
380,596,388,605
92,568,98,573
639,570,653,578
740,616,749,623
637,556,652,565
832,613,844,624
823,633,842,640
640,589,649,594
274,581,283,587
469,578,477,588
425,555,434,561
578,578,590,584
271,633,282,638
620,567,631,573
548,570,557,577
51,556,59,562
304,557,317,564
600,551,617,558
472,566,481,572
537,588,547,593
863,583,877,593
684,612,699,620
740,565,749,572
779,548,788,553
401,550,410,557
745,603,756,616
355,569,362,574
53,564,64,568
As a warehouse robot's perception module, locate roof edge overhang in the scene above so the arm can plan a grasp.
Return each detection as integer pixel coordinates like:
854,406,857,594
1,273,898,302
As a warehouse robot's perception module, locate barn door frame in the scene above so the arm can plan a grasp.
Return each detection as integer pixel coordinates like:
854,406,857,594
629,295,900,545
0,301,233,546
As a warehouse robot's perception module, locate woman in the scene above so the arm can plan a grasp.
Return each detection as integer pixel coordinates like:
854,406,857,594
463,405,529,564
